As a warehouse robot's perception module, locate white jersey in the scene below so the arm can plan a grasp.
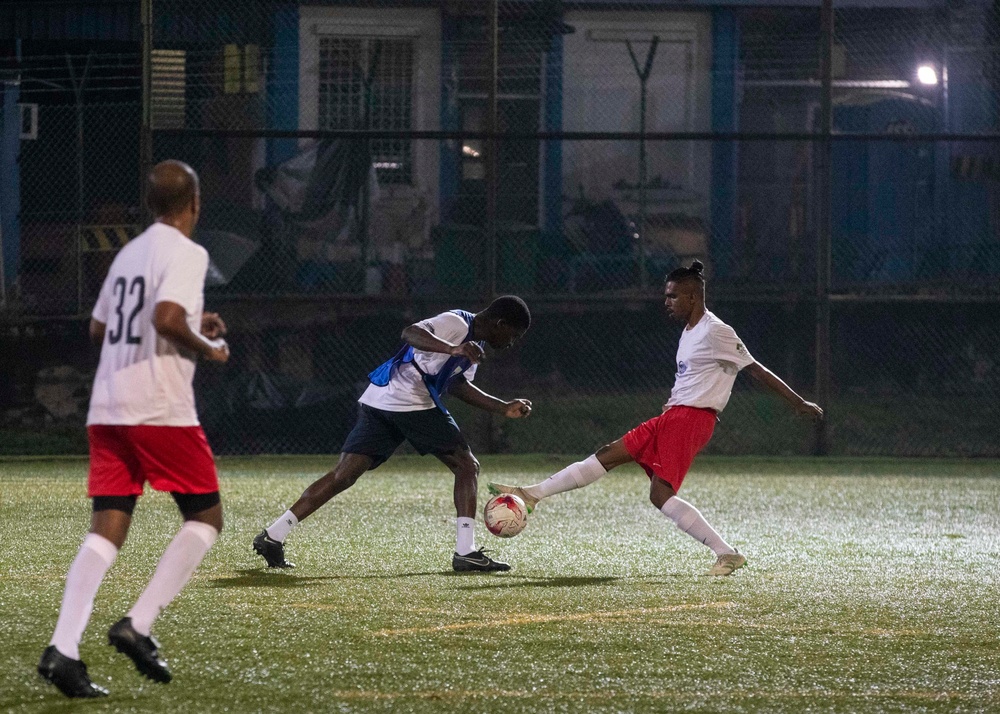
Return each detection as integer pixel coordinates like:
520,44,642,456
87,222,209,426
359,311,479,412
665,310,755,414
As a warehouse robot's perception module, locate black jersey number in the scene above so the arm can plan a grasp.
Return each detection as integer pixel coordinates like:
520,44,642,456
107,276,146,345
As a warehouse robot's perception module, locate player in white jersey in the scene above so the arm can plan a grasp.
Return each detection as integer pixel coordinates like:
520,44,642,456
38,161,230,698
489,261,823,576
253,297,533,573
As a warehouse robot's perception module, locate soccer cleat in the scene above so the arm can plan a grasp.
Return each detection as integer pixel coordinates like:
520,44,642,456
706,551,747,577
486,483,538,513
253,530,295,568
38,645,109,698
107,617,172,683
452,548,511,572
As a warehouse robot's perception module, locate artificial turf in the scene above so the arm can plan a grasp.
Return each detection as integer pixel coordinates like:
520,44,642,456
2,455,998,713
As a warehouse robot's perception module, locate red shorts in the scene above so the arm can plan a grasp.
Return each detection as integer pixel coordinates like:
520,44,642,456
622,406,717,492
87,425,219,497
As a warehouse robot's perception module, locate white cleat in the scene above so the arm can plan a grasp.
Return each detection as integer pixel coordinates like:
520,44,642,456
486,483,539,513
706,551,747,576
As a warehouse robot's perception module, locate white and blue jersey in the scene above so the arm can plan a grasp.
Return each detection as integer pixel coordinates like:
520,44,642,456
360,310,483,413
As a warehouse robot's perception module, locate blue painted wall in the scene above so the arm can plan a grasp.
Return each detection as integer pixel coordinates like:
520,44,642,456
833,99,938,283
944,49,998,274
267,4,299,167
438,14,460,224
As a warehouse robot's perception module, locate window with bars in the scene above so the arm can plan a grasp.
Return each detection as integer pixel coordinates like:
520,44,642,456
318,36,415,185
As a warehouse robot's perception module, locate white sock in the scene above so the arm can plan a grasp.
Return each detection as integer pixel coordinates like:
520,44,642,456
127,520,218,636
527,455,607,500
266,510,298,543
660,496,736,556
50,533,119,660
456,517,476,556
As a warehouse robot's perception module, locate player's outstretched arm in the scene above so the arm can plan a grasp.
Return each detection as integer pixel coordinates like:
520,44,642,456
449,378,532,418
154,302,229,363
743,361,823,421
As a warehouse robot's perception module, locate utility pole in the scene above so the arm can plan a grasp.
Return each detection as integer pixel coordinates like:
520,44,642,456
140,0,153,226
486,0,499,301
814,0,833,455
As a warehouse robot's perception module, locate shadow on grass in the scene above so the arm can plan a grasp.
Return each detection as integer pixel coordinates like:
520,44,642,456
451,575,620,590
208,569,449,588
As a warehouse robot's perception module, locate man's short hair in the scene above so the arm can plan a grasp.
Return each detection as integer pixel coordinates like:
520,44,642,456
666,260,706,286
147,160,199,217
483,295,531,329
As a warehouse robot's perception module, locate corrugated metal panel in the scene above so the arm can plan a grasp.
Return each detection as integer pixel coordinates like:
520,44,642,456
0,1,139,42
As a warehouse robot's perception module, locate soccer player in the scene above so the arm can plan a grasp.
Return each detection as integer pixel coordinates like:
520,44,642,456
253,297,532,572
489,261,823,576
38,161,230,698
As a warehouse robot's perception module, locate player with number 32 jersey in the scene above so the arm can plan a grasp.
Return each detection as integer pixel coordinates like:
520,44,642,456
88,224,209,427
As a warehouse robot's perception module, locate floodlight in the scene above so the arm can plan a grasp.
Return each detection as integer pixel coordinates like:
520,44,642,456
917,64,938,85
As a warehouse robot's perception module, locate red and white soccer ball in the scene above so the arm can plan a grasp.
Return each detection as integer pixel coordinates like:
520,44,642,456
483,494,528,538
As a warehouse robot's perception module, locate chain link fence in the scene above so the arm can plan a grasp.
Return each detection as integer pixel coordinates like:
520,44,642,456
1,0,998,456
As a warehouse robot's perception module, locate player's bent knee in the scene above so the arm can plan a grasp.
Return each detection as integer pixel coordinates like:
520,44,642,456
172,491,222,528
649,478,677,510
453,455,480,482
338,470,364,488
333,454,372,487
464,454,481,479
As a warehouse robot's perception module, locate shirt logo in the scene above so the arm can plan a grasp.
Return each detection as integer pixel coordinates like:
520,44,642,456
677,361,688,375
736,343,746,354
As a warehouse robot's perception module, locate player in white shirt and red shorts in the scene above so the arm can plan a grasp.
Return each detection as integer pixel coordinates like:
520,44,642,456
489,261,823,576
38,161,230,698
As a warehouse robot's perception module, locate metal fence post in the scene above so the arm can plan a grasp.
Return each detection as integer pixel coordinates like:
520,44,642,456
486,0,499,302
484,0,500,453
140,0,153,227
814,0,833,455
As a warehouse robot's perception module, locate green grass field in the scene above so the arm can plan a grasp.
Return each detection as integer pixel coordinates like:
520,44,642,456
2,456,999,713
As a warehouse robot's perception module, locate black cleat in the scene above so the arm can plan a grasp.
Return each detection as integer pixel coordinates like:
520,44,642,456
107,617,172,683
253,530,295,568
38,645,109,698
452,548,511,572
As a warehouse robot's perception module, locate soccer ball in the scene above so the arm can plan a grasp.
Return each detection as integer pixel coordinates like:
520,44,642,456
483,494,528,538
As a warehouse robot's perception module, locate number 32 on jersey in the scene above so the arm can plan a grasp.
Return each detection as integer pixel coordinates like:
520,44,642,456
107,276,146,345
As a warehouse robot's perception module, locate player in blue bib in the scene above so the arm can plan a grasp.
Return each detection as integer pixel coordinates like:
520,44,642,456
254,296,532,572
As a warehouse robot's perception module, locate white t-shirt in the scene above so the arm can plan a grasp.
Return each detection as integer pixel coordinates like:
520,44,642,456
665,310,755,414
358,311,479,412
87,222,209,426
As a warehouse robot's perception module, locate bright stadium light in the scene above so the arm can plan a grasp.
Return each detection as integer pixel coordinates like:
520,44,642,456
917,64,939,85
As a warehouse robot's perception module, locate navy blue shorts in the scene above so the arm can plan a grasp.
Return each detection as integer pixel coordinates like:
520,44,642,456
341,403,469,469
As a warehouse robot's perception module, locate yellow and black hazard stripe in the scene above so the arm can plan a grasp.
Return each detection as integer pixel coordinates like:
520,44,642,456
80,225,140,252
